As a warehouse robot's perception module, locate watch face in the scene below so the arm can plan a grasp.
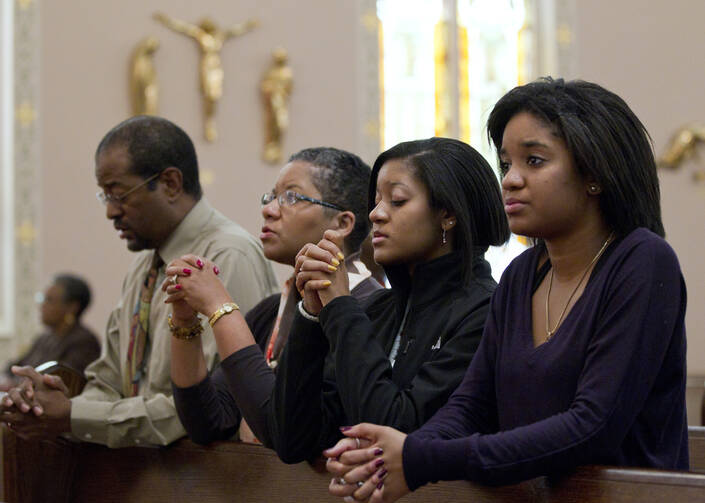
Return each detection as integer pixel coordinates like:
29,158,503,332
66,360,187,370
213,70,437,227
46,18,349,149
224,305,233,313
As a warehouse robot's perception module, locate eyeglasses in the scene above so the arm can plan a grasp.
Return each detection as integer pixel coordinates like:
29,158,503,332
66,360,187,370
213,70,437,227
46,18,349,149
96,172,162,206
260,190,344,211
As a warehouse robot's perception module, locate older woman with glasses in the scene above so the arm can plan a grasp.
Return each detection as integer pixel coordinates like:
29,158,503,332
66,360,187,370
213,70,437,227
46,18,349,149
164,147,380,445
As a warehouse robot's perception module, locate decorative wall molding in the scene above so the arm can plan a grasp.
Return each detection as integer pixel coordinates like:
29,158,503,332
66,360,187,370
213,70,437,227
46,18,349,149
0,0,40,359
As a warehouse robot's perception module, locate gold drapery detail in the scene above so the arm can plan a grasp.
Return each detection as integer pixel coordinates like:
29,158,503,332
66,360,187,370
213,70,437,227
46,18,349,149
434,20,451,138
457,24,469,144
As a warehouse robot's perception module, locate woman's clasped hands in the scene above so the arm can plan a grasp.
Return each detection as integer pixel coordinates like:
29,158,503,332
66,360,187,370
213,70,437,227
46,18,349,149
295,229,350,316
161,254,230,322
324,424,409,503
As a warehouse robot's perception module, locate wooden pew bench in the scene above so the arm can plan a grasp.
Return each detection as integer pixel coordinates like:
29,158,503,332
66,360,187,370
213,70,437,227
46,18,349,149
3,363,705,502
4,434,705,503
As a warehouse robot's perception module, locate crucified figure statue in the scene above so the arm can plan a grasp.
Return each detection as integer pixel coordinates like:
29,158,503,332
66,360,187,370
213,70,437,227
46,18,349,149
154,12,259,142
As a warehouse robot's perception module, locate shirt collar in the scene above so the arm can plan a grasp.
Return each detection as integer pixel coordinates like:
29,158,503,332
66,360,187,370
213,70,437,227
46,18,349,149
157,198,213,266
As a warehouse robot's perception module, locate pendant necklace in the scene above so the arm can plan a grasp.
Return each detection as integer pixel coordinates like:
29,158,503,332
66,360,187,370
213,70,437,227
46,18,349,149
545,232,614,341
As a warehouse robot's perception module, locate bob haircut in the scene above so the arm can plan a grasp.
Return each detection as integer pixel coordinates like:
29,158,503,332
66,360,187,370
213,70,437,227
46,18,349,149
487,77,664,238
369,137,510,283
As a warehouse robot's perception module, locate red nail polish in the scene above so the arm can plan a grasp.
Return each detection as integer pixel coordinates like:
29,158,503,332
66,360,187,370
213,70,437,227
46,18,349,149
378,468,387,478
213,266,220,275
196,259,204,268
175,284,182,290
374,448,383,455
183,268,192,275
375,458,385,467
339,426,352,431
376,481,384,490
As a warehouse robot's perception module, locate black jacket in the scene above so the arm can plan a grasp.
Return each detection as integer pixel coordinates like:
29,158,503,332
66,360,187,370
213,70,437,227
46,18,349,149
270,251,496,463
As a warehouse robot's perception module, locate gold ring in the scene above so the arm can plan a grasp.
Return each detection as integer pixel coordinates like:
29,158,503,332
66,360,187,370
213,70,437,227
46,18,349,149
355,437,361,449
171,274,178,285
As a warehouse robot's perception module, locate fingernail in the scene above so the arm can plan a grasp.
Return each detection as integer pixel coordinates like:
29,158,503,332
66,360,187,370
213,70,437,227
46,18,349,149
378,468,387,478
183,268,192,275
20,404,29,413
322,280,332,287
331,258,340,267
377,481,384,490
337,252,345,260
33,406,42,415
327,264,337,272
196,259,204,268
375,458,385,467
174,284,182,290
213,266,220,275
374,448,383,455
339,426,352,431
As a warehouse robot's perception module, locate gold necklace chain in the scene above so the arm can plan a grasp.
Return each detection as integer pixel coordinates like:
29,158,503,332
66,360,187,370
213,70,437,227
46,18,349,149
545,232,614,341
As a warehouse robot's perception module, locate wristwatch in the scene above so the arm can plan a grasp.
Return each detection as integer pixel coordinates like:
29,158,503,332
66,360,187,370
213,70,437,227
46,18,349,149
208,302,240,327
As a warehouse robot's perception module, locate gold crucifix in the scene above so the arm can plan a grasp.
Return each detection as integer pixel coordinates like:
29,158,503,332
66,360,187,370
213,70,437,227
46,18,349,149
154,12,259,142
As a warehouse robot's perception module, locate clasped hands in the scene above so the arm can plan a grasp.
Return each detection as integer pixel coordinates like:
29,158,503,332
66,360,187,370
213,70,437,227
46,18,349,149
0,365,72,440
324,423,409,503
162,254,230,324
294,229,350,316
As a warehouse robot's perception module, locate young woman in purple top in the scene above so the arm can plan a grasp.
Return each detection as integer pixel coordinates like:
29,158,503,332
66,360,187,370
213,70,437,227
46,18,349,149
324,78,688,502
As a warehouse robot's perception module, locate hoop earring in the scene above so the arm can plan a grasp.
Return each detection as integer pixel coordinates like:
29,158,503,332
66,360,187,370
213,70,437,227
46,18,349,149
442,228,447,246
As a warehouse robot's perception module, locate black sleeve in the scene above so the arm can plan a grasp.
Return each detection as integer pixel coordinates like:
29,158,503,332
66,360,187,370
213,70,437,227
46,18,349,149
268,311,330,463
219,344,276,446
321,295,487,433
172,366,241,445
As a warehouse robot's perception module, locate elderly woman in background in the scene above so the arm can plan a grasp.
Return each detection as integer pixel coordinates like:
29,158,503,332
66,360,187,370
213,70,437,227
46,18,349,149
1,274,99,390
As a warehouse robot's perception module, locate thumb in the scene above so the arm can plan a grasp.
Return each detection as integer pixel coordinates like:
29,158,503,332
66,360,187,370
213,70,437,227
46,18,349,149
339,423,378,442
43,374,70,395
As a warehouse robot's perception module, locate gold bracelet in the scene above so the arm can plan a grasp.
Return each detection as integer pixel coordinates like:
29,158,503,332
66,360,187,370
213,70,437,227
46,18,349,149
208,302,240,327
168,315,205,340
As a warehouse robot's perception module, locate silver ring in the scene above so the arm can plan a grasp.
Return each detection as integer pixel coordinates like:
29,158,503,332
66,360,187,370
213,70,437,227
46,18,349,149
356,481,364,488
170,274,178,285
355,437,361,449
337,477,346,485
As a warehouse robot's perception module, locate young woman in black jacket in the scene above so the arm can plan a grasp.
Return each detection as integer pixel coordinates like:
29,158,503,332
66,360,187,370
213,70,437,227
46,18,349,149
273,137,510,463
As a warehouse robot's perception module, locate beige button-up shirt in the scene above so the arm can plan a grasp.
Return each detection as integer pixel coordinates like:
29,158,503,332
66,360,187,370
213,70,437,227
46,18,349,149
71,199,278,447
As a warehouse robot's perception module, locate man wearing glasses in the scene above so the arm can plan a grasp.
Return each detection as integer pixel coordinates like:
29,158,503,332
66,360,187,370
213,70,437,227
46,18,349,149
2,116,278,447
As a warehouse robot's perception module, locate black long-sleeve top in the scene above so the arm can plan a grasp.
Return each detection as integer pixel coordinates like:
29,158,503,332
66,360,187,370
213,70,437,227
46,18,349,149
402,228,689,489
270,252,497,463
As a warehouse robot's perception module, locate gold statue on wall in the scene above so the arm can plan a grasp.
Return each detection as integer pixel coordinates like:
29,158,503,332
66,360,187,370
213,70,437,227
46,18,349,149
260,48,293,163
129,36,160,116
153,12,259,142
658,124,705,180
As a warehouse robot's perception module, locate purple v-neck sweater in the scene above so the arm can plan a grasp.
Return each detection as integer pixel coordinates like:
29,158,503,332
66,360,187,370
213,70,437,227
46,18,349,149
403,228,688,488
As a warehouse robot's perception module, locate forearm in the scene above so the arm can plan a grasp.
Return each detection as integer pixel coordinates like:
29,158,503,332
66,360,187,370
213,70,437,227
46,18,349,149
211,310,259,360
219,346,275,446
172,370,241,445
170,336,208,388
70,393,186,447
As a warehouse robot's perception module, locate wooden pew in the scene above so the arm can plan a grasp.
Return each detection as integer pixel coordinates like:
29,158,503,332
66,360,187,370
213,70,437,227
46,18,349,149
4,434,705,503
3,363,705,502
691,426,705,474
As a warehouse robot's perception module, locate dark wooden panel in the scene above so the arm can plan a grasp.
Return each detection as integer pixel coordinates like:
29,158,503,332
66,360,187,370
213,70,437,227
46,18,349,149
691,426,705,473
